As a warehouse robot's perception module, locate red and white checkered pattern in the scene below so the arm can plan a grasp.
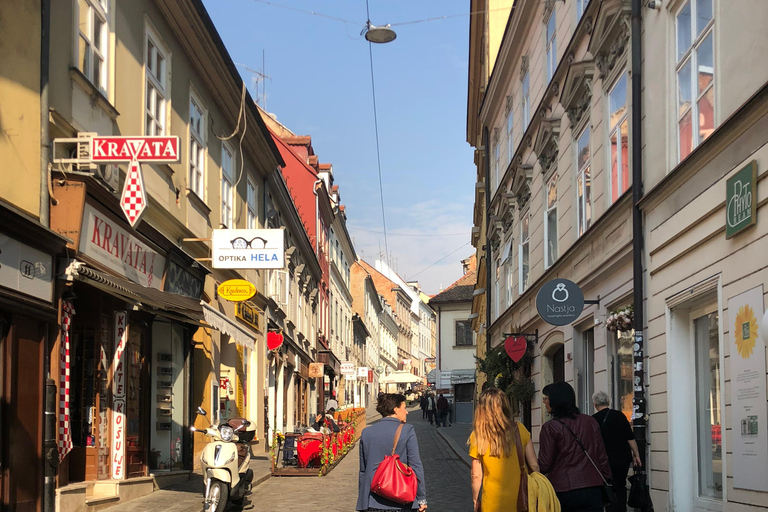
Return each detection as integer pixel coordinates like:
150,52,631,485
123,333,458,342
120,160,147,227
58,300,75,462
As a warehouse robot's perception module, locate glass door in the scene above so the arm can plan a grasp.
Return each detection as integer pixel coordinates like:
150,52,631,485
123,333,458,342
613,329,635,422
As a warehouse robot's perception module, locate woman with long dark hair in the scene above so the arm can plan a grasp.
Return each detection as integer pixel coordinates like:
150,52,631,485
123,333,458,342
538,382,611,512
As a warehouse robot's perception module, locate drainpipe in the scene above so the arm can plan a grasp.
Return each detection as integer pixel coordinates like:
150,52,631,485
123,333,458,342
631,0,647,469
40,0,51,226
483,126,492,356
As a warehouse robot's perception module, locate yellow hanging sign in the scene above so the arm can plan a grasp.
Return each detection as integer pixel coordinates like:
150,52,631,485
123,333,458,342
217,279,256,302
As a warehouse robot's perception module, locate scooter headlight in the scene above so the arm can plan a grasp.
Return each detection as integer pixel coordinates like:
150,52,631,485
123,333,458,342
219,425,234,442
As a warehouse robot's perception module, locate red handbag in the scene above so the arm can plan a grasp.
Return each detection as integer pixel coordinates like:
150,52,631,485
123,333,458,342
370,423,418,505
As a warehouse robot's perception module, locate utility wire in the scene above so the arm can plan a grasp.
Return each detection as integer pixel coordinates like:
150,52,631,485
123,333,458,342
349,226,467,237
365,0,391,270
406,242,471,281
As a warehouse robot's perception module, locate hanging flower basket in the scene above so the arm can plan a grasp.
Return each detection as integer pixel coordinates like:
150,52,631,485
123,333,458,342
607,305,634,332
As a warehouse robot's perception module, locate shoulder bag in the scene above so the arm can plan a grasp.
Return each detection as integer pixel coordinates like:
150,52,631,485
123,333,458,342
512,422,529,512
370,423,419,505
555,419,616,506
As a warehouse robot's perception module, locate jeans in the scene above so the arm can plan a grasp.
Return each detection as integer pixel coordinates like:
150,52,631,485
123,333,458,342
438,410,448,427
426,410,434,424
556,486,604,512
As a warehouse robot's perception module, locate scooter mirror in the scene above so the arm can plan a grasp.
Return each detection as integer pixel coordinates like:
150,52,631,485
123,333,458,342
189,426,197,432
196,407,207,416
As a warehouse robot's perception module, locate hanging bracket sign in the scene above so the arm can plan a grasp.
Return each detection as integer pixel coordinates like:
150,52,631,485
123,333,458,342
536,279,586,326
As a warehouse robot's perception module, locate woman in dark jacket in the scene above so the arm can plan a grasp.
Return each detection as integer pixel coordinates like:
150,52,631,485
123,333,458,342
538,382,611,512
356,393,427,512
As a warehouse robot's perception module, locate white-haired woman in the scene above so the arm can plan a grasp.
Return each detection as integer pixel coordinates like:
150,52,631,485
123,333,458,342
591,391,642,512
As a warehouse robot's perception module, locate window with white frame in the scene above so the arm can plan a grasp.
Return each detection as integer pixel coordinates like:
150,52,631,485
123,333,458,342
544,174,558,268
494,257,501,319
506,110,514,166
77,0,108,93
608,73,630,203
221,142,235,227
676,0,714,161
546,9,557,82
503,239,513,307
493,140,501,191
576,127,592,236
519,210,530,294
576,0,587,21
522,72,531,132
145,30,168,136
246,177,258,229
455,320,474,346
189,94,206,199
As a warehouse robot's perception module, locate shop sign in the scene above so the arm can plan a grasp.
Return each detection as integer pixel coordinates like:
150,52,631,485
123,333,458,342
0,234,53,302
111,312,128,480
80,203,165,289
357,366,369,379
164,260,203,299
535,279,585,326
212,228,285,269
367,370,374,383
267,331,283,351
218,279,256,302
726,160,757,239
235,302,261,331
727,286,768,491
504,336,527,362
309,363,325,378
340,362,355,375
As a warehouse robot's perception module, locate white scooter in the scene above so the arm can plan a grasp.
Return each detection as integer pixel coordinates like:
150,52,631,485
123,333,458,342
191,407,256,512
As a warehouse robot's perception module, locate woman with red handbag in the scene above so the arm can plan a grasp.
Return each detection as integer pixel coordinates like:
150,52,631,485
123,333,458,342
356,393,427,512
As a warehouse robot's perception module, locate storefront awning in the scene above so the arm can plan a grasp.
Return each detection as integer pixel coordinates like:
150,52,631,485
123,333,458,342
201,302,256,350
450,369,477,385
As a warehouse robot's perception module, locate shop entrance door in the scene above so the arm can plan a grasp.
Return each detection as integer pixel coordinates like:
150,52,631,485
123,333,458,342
125,323,148,478
1,315,44,512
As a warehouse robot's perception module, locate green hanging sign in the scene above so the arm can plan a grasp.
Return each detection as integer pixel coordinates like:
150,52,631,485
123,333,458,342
726,160,757,239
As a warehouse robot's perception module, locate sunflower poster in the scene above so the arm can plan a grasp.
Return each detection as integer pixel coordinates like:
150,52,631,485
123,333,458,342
727,285,768,491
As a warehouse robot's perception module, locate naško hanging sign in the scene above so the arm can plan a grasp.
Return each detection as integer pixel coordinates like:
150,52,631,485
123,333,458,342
89,136,181,228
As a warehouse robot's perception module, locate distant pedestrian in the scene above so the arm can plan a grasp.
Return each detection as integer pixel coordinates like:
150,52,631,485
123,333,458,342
420,394,428,419
469,388,539,512
447,398,453,426
436,394,449,428
426,394,436,425
539,382,611,512
592,391,642,512
356,393,428,511
326,390,339,411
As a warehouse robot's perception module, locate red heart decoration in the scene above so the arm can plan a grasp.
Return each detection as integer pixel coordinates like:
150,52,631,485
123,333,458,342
267,331,284,351
504,336,527,363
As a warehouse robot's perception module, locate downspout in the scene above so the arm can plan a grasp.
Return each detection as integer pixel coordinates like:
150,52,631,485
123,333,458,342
630,0,647,469
312,178,322,415
483,126,492,356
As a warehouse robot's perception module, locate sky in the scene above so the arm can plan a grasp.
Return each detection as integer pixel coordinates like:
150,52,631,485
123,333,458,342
201,0,477,294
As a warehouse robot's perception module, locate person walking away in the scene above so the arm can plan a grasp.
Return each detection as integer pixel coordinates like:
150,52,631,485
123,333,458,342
420,393,428,419
425,394,436,425
356,393,428,511
436,394,449,428
469,388,539,512
591,391,642,512
539,382,612,512
327,390,339,411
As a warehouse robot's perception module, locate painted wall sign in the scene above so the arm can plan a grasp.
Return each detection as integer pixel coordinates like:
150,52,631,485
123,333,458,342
308,363,325,378
218,279,257,302
111,312,128,480
726,160,757,239
340,362,356,375
164,260,203,299
728,286,768,491
235,302,261,331
0,234,53,302
266,331,283,351
504,336,528,363
535,279,585,326
212,228,285,269
79,203,165,289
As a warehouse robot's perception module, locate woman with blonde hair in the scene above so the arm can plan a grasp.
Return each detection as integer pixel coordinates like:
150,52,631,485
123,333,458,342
469,388,539,512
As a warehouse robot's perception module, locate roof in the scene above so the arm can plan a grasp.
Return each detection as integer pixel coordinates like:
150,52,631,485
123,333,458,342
429,283,475,304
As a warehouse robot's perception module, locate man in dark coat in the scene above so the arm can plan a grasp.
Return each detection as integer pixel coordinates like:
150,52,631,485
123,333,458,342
420,393,428,419
436,394,449,427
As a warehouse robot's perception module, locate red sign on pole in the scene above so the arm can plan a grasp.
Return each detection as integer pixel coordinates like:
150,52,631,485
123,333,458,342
90,136,181,228
367,370,373,383
504,336,528,363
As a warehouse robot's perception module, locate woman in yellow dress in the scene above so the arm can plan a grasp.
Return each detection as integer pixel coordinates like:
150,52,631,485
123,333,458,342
469,388,539,512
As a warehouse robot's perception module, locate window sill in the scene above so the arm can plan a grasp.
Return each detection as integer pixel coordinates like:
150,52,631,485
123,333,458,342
69,66,120,120
186,189,211,214
454,345,476,349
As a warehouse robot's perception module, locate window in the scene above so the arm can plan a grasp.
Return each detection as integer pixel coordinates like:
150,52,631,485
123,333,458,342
189,95,206,199
493,141,501,191
522,72,531,132
519,210,530,293
576,127,592,236
77,0,108,93
608,73,630,203
221,142,235,227
546,9,557,82
507,110,514,166
676,0,714,161
494,257,501,319
145,30,168,136
544,175,558,268
246,177,258,229
455,320,474,346
576,0,587,21
503,239,513,306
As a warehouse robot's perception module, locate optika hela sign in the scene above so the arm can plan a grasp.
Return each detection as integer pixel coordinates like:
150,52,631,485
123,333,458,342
212,228,285,269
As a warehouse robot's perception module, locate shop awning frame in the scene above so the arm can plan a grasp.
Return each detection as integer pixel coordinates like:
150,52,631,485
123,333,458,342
200,302,256,350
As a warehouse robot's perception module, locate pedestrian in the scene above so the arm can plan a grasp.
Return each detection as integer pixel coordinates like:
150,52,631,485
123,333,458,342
436,394,449,428
356,393,428,511
327,390,339,411
469,388,539,512
592,391,642,512
447,398,453,426
420,393,428,419
426,394,436,425
539,382,612,512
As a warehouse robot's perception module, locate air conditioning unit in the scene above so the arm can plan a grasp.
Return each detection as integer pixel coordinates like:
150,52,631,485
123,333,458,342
52,132,119,192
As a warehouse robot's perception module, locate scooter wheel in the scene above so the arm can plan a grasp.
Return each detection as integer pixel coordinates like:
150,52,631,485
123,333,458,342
208,480,229,512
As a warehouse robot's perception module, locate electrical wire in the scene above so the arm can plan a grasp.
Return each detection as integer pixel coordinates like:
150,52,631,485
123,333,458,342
348,226,467,237
405,242,471,281
365,0,391,270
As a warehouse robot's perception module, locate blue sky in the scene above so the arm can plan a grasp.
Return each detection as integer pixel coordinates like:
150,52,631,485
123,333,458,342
202,0,476,294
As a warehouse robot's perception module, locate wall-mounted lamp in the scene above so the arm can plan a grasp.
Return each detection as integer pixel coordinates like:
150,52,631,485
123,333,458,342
647,1,661,9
